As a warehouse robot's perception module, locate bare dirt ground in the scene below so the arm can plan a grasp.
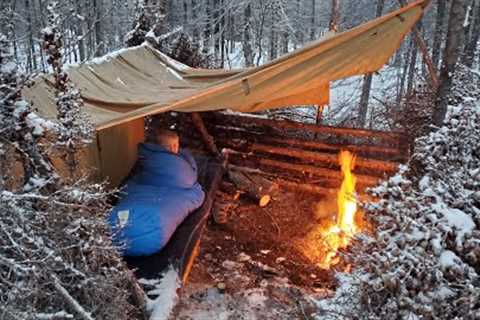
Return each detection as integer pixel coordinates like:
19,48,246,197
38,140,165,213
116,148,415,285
171,191,342,319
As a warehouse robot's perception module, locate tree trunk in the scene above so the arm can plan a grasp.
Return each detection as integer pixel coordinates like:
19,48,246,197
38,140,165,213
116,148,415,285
203,0,211,53
213,0,220,61
242,3,254,67
75,0,86,62
329,0,341,32
183,0,188,26
269,10,278,61
462,1,480,67
192,0,199,41
296,0,304,47
357,0,385,128
432,0,447,69
310,0,316,41
434,0,468,126
93,0,104,57
25,0,36,72
397,39,411,105
406,35,418,96
281,32,289,55
220,0,225,68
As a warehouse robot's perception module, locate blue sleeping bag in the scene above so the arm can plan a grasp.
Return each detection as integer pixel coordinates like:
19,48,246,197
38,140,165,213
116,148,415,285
108,143,205,257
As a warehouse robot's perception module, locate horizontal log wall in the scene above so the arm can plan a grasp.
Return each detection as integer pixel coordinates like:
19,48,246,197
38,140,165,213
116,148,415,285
155,111,407,197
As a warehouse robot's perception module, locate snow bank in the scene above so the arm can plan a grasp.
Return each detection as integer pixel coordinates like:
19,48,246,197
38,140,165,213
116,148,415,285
144,266,180,320
352,67,480,319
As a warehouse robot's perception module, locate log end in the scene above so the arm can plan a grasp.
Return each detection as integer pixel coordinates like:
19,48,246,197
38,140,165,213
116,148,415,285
259,195,271,208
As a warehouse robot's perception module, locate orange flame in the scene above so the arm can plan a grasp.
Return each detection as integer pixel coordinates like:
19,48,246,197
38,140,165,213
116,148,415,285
320,150,359,269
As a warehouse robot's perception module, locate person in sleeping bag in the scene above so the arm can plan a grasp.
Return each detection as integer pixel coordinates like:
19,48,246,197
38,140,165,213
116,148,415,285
108,129,205,257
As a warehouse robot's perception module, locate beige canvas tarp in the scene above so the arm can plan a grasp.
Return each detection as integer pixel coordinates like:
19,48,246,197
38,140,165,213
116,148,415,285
25,0,428,131
22,0,428,186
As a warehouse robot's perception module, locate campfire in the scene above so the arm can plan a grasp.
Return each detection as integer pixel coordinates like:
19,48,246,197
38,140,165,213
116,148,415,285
301,150,363,269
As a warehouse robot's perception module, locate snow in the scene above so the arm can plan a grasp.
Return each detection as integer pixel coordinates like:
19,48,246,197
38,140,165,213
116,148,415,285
439,250,461,270
41,27,53,36
175,287,276,320
166,67,184,81
144,266,180,320
116,77,127,86
0,61,17,74
64,44,143,70
36,311,74,319
314,273,359,320
25,111,56,136
152,46,190,71
433,203,475,246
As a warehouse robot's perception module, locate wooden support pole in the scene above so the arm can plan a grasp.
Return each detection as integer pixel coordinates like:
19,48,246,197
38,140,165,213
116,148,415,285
398,0,439,89
191,112,220,156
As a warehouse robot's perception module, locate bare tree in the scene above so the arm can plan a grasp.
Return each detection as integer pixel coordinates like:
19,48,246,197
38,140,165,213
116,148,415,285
329,0,341,32
462,1,480,67
243,3,254,67
432,0,447,69
434,0,468,126
357,0,385,128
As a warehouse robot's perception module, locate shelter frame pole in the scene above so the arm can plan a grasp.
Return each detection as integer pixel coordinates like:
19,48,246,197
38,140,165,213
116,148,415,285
398,0,439,89
191,112,220,156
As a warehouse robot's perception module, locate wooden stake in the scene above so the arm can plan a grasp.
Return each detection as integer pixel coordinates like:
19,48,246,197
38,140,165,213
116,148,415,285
191,112,219,156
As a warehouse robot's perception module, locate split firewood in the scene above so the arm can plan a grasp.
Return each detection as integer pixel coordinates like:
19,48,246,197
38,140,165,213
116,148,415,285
212,198,238,224
227,168,279,207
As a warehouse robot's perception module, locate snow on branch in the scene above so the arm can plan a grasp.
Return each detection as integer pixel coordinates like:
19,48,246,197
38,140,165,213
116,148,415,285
351,67,480,319
42,1,94,178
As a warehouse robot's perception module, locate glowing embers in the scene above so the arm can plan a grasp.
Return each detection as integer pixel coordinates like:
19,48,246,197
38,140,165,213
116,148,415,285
300,150,362,270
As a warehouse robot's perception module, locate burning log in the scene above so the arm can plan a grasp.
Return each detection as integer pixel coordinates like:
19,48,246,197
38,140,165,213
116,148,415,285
227,167,279,207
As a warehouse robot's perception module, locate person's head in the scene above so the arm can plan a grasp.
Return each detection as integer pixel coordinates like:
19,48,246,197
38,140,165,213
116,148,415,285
153,128,180,154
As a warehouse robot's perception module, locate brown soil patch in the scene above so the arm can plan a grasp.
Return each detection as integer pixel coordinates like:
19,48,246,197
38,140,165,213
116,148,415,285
188,190,341,291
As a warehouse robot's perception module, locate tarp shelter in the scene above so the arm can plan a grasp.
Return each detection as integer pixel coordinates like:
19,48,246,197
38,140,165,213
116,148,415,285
23,0,429,187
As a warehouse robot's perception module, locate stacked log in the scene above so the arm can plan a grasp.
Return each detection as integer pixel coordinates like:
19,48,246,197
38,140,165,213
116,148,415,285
177,112,406,200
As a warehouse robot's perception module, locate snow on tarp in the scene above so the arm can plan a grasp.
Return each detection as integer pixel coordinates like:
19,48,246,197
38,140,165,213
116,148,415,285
23,0,428,131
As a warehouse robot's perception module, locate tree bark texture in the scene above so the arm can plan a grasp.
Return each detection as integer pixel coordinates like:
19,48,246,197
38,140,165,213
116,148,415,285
434,0,467,126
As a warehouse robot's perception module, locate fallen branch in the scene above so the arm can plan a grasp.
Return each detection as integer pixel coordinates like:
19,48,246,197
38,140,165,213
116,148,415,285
52,275,94,320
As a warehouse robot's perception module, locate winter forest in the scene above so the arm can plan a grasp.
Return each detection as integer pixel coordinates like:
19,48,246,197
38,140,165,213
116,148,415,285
1,0,480,319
